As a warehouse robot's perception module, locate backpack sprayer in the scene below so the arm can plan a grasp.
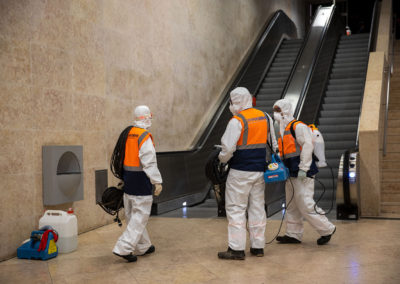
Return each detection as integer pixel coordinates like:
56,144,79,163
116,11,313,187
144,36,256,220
97,126,133,226
205,147,229,217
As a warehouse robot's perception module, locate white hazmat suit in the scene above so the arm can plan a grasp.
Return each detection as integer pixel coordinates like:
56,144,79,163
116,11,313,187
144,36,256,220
218,87,277,256
273,99,335,243
113,105,162,260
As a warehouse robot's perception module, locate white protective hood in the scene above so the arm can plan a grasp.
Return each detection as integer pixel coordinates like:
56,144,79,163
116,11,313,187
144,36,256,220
134,105,152,129
273,99,295,137
229,87,253,115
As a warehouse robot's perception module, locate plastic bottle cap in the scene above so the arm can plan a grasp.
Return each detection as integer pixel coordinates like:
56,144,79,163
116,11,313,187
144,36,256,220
67,208,74,214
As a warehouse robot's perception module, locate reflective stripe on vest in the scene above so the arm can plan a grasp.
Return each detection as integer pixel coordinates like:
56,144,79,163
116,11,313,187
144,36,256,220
123,127,153,171
278,120,303,159
234,109,268,150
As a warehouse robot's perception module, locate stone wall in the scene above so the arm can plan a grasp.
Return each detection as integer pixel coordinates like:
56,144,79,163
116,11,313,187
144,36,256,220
0,0,304,260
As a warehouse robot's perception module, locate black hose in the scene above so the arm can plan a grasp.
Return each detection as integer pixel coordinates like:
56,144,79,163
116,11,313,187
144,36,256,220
313,162,336,215
265,177,295,244
110,126,133,180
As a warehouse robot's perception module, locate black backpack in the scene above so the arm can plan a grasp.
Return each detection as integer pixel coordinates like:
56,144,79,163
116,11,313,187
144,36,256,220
98,185,124,226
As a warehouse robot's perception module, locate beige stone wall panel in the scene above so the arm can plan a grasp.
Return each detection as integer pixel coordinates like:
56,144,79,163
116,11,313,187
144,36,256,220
0,0,46,41
70,0,103,24
107,67,138,100
32,2,73,51
0,37,31,85
72,94,106,132
31,87,74,131
72,53,106,97
0,84,34,130
31,44,72,91
70,17,105,59
0,214,37,260
103,0,136,33
0,130,34,175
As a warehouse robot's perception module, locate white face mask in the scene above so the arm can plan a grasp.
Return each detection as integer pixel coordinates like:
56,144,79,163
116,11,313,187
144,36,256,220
229,104,238,116
135,118,152,129
273,112,283,122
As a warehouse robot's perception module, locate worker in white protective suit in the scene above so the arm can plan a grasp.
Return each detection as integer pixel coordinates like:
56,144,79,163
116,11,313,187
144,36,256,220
113,105,163,262
218,87,277,260
273,99,335,245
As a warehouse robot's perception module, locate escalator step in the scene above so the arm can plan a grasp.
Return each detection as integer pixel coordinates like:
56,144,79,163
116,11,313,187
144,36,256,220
325,140,356,150
326,83,364,91
325,90,363,97
318,124,358,133
254,38,302,115
322,132,357,141
328,78,365,85
324,96,362,104
319,116,359,125
330,72,366,79
334,57,367,64
320,109,359,118
325,149,348,159
322,102,361,111
331,66,366,73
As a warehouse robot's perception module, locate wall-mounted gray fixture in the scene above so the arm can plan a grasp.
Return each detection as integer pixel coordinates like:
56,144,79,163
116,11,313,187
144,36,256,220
43,146,83,205
95,169,108,204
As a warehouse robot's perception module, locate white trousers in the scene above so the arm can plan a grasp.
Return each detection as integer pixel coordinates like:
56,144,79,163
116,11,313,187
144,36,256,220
225,169,266,251
113,194,153,256
285,177,335,240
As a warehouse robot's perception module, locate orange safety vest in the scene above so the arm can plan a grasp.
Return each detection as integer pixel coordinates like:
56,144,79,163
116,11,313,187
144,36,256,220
234,108,268,150
278,120,304,159
123,127,154,171
230,108,268,172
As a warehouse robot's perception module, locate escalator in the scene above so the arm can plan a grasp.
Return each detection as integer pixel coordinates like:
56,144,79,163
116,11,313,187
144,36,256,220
153,10,299,215
155,2,378,217
255,39,303,114
315,33,370,209
294,1,379,216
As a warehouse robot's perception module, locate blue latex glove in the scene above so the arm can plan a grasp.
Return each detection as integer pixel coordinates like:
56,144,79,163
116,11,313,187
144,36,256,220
297,170,307,179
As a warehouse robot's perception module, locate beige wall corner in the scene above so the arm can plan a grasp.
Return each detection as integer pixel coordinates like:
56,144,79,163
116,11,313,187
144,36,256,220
359,51,387,216
376,0,392,59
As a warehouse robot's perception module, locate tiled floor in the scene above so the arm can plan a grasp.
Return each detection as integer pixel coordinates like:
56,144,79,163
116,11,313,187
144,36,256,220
1,213,400,283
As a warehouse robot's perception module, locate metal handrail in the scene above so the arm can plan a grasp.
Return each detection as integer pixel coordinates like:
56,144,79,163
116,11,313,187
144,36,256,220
280,5,325,108
297,5,344,124
294,5,336,118
383,15,395,156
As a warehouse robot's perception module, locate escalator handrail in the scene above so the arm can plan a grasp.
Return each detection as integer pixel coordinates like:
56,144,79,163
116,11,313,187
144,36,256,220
355,0,379,148
299,5,344,125
157,10,295,156
294,5,336,118
277,5,336,118
279,6,325,106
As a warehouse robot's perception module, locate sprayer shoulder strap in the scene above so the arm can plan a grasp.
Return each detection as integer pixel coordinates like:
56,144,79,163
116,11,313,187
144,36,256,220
264,112,274,153
289,120,300,140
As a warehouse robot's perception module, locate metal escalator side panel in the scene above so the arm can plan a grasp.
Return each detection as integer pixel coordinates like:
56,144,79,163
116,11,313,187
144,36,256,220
299,8,344,124
281,5,336,118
